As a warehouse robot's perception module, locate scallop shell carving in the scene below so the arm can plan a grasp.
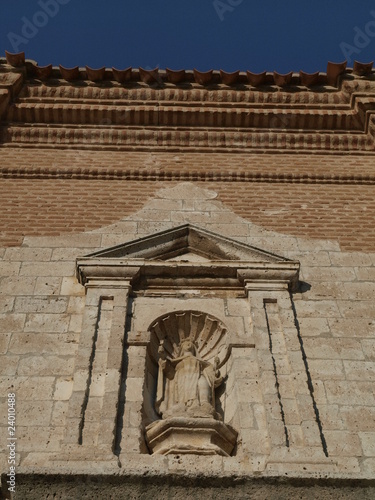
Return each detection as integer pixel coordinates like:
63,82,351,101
148,310,228,364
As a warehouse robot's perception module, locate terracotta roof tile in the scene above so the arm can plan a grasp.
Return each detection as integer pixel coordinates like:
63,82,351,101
166,68,186,84
1,52,374,89
112,67,132,83
85,66,106,82
5,50,25,67
299,71,320,87
220,70,240,85
193,69,214,85
246,71,267,86
139,67,159,84
327,61,347,86
59,65,80,81
273,71,293,87
353,61,373,76
34,64,53,80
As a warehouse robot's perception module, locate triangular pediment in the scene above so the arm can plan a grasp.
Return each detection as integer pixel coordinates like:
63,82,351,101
85,224,290,263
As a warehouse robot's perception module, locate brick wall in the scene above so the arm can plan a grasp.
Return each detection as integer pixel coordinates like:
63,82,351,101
1,150,374,250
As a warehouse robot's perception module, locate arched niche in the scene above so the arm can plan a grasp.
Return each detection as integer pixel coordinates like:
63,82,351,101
143,310,237,456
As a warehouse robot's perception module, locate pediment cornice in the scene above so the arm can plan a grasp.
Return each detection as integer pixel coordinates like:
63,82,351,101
76,224,300,292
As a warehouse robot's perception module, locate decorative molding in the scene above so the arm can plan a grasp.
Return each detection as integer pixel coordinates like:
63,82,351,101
1,165,375,183
76,225,300,293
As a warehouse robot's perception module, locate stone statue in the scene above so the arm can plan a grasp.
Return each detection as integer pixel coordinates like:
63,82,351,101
155,338,223,419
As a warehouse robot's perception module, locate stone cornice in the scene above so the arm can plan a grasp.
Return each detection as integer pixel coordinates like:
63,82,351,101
76,260,300,292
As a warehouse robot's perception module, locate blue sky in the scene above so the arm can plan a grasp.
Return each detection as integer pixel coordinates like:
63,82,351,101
1,0,375,72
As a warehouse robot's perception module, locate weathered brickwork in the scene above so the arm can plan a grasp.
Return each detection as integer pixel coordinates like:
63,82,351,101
1,58,375,497
1,174,375,251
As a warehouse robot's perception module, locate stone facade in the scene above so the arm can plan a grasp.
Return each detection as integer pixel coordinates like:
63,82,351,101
1,55,375,498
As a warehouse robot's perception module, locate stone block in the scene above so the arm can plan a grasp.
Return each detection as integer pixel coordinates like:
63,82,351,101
0,376,55,400
362,339,375,360
51,247,97,261
0,313,26,333
20,261,74,277
344,282,375,301
88,372,106,397
0,296,14,313
69,314,83,333
300,420,323,447
82,422,100,446
328,318,373,337
9,333,78,356
100,233,137,248
359,432,375,456
125,377,144,402
282,398,302,426
236,379,263,403
302,266,357,282
325,381,375,406
14,296,68,313
0,277,36,295
329,252,373,267
34,276,62,295
324,430,362,457
0,333,11,354
355,267,375,281
4,247,52,262
297,317,331,337
51,401,69,426
16,400,53,426
344,360,375,381
24,313,70,333
0,261,20,276
337,300,375,319
340,405,375,432
362,458,375,475
54,377,74,400
0,355,18,375
120,428,141,453
288,251,332,267
17,426,64,453
60,276,85,296
309,359,344,379
97,419,116,446
317,404,345,430
17,355,74,376
303,338,364,360
167,453,223,473
295,299,340,318
123,400,142,428
22,233,101,248
84,396,104,421
67,296,85,314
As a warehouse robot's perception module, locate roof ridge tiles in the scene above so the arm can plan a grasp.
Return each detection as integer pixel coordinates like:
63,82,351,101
1,51,374,89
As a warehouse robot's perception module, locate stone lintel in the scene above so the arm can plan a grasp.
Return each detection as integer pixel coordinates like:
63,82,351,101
76,260,300,292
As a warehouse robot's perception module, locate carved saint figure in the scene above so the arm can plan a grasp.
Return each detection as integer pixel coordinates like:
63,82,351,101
155,338,223,419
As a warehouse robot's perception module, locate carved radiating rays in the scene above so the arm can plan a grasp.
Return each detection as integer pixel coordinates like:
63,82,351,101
148,310,228,364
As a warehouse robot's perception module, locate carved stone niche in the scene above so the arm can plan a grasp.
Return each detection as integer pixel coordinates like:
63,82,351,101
144,310,238,456
75,224,300,459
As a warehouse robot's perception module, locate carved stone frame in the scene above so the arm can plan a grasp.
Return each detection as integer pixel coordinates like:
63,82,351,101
65,224,304,462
